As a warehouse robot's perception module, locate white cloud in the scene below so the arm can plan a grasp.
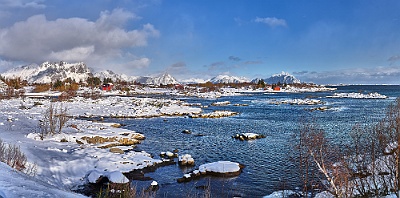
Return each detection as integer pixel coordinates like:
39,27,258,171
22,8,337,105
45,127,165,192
388,55,400,63
0,0,46,9
0,9,159,70
255,17,287,28
49,46,95,61
127,58,151,69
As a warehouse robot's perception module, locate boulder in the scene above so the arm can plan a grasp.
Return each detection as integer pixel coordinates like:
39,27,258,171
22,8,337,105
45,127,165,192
110,147,124,154
232,133,266,141
182,129,192,134
177,161,244,183
178,154,195,166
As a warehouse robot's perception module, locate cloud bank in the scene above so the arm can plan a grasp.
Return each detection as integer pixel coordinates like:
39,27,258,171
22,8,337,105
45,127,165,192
0,8,159,72
295,66,400,84
255,17,287,28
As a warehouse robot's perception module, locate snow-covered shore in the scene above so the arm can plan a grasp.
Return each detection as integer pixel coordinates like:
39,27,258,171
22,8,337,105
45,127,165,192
0,96,204,197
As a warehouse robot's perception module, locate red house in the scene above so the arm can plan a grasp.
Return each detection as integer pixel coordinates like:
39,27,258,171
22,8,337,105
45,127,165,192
101,83,113,91
273,86,281,91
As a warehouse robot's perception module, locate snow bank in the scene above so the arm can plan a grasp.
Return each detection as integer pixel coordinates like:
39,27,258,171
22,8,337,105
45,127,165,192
263,190,300,198
327,92,387,99
270,98,324,105
189,110,239,118
107,171,129,184
211,101,231,106
0,162,86,197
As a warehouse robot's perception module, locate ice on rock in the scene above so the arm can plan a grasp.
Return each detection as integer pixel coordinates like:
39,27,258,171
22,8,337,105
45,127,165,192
87,170,103,183
199,161,241,174
151,181,158,186
107,171,129,184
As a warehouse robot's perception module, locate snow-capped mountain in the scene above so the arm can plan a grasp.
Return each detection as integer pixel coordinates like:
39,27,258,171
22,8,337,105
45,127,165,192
2,61,92,84
209,75,249,84
134,73,179,85
252,71,301,84
94,70,135,82
1,62,181,85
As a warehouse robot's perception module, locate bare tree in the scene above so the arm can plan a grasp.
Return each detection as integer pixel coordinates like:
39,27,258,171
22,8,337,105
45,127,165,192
374,98,400,197
297,120,351,197
56,104,69,134
39,103,70,138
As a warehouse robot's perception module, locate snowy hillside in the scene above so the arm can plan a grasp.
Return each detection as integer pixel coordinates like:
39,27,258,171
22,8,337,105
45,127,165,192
252,72,301,84
209,75,249,84
2,61,92,84
134,73,178,85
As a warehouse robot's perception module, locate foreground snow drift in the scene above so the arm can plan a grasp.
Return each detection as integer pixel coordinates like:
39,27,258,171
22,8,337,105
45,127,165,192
0,162,86,197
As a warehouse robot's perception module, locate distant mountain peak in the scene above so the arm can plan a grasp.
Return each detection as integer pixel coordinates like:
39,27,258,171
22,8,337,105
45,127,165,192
251,71,301,84
209,74,249,84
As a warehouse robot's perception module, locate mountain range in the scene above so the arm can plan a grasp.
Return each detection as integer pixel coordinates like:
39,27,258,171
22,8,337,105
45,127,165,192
1,62,301,85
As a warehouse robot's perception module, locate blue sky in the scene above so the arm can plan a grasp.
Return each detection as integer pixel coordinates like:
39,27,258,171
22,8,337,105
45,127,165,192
0,0,400,84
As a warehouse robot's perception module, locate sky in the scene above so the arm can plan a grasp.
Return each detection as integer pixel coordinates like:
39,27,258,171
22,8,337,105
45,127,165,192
0,0,400,84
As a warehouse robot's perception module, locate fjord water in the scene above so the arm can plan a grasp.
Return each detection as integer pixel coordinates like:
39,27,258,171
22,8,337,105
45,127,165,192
110,85,400,197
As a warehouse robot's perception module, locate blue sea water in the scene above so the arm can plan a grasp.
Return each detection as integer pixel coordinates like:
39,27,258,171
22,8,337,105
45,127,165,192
107,85,400,197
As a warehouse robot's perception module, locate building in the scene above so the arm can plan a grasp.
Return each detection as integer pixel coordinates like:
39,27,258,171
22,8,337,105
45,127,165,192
273,86,281,91
101,83,113,91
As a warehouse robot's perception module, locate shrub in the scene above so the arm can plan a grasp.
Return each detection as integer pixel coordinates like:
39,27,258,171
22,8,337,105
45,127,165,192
33,84,51,93
39,103,70,139
0,138,27,171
